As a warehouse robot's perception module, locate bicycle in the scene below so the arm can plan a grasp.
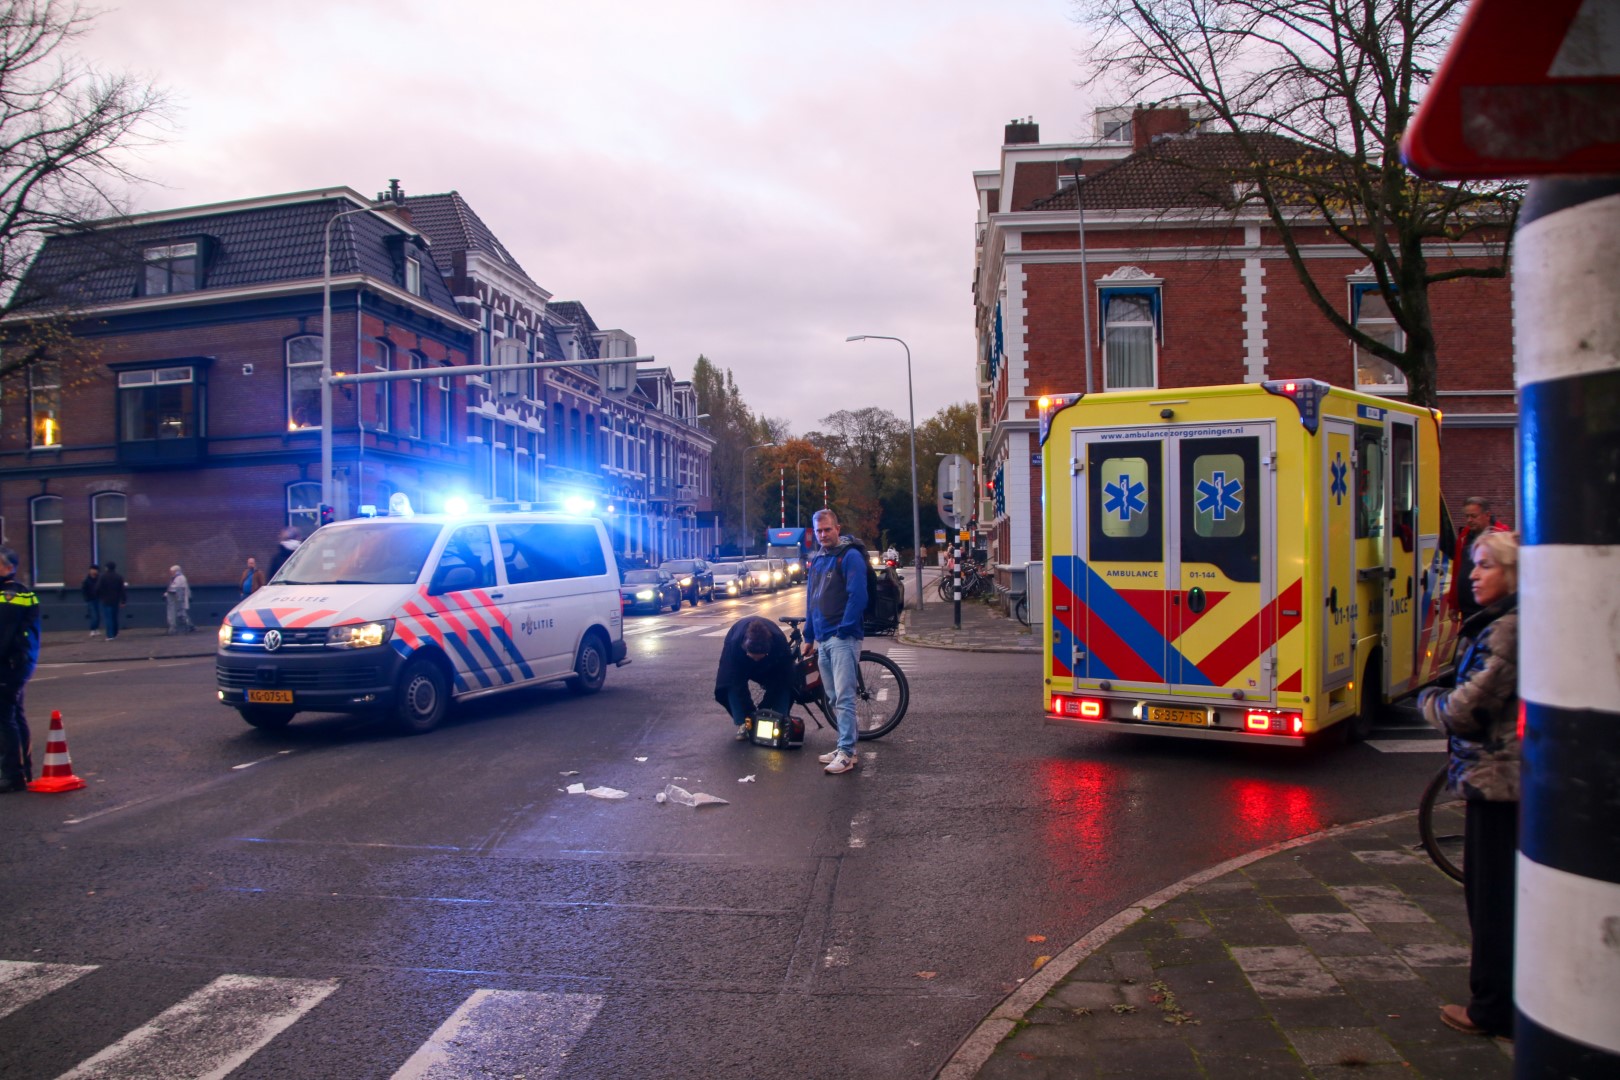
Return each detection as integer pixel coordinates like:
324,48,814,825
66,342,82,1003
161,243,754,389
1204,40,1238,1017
1012,591,1029,627
1417,763,1464,882
777,616,909,740
936,560,994,602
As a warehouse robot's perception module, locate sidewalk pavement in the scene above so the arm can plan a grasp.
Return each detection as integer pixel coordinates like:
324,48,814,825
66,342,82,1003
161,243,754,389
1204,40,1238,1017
898,587,1040,654
40,625,216,664
942,807,1511,1080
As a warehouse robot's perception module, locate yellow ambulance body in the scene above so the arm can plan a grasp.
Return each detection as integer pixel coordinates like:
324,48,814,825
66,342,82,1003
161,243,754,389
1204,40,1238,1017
1039,380,1460,745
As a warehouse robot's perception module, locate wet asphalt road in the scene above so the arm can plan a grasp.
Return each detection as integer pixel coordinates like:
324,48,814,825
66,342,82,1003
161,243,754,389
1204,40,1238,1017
0,581,1449,1078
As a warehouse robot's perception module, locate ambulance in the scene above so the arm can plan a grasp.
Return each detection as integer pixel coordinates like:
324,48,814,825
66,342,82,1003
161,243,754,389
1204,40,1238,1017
216,507,627,734
1038,380,1460,745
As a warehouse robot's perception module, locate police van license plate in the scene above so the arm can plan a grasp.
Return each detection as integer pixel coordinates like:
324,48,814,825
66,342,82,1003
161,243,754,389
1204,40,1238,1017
247,690,293,704
1147,705,1208,727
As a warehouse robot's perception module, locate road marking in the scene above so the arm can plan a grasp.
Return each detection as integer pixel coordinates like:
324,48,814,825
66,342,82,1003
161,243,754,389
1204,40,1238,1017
655,625,709,638
64,795,161,826
0,961,98,1021
391,988,602,1080
1368,739,1447,753
621,625,660,636
57,973,339,1080
231,750,295,771
702,628,732,637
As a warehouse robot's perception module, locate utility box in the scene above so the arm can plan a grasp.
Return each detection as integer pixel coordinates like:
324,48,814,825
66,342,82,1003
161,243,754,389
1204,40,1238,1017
1025,560,1043,643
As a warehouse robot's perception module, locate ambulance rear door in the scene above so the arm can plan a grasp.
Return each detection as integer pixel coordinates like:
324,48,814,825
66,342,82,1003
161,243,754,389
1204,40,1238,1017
1065,432,1169,693
1321,417,1357,690
1168,425,1276,700
1382,410,1421,694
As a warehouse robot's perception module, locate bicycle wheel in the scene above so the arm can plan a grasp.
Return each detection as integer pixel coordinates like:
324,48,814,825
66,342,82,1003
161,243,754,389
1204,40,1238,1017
852,650,909,740
1418,764,1465,883
1014,593,1029,626
937,575,953,601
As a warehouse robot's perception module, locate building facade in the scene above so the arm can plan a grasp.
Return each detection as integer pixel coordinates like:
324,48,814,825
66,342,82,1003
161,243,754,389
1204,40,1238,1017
2,184,714,624
972,111,1517,580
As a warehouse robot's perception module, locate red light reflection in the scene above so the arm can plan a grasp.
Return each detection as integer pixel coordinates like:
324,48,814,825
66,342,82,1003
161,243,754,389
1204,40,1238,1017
1224,777,1326,846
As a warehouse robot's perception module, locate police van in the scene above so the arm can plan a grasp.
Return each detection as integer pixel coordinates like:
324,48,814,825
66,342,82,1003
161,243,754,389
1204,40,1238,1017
1039,380,1460,745
216,505,627,734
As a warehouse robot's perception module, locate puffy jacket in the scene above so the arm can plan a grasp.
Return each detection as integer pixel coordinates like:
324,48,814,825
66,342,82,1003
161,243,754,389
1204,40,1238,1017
1418,596,1518,801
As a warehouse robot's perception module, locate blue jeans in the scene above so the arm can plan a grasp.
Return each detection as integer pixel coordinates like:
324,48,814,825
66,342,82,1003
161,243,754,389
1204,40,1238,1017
727,681,793,727
85,600,100,632
101,604,120,639
818,634,861,754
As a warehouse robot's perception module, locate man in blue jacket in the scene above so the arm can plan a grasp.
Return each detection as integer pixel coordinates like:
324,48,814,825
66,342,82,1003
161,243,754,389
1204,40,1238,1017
803,508,866,775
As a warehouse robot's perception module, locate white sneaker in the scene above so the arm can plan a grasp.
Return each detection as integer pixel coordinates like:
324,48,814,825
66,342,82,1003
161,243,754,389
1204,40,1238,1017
88,630,99,638
823,750,858,775
818,749,839,763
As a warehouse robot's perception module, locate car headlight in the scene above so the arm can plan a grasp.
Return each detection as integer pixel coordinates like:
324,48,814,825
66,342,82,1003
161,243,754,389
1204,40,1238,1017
788,561,800,572
326,620,394,649
218,622,234,648
727,583,738,593
680,577,693,586
636,590,654,600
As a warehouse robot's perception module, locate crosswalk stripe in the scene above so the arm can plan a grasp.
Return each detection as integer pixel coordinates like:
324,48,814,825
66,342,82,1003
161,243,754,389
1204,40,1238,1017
702,628,732,637
622,624,660,636
1367,738,1448,753
391,988,603,1080
57,974,339,1080
657,625,709,637
0,961,98,1021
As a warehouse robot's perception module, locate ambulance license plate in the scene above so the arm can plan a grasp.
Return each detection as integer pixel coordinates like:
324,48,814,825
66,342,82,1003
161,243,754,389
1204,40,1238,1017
1147,705,1208,727
247,689,293,704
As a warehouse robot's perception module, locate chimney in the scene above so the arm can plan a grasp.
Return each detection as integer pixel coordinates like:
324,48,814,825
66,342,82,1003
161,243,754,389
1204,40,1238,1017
1132,106,1193,150
377,179,412,225
1004,117,1040,145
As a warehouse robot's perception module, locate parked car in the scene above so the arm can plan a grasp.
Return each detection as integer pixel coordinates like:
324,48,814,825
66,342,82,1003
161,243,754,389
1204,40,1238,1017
745,559,780,592
620,569,683,614
712,563,754,597
659,558,713,606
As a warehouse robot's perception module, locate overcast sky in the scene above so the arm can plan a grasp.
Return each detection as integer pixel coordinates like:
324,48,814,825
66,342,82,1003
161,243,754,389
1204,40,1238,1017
84,0,1097,436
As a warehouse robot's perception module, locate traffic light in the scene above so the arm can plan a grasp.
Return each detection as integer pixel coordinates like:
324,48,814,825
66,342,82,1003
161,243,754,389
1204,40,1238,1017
318,504,335,527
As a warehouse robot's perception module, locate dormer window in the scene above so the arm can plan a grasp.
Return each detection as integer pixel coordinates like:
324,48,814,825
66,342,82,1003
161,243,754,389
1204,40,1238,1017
144,242,200,295
405,255,422,296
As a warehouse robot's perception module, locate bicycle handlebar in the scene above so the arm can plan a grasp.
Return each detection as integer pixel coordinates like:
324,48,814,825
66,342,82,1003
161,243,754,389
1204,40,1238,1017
779,616,805,627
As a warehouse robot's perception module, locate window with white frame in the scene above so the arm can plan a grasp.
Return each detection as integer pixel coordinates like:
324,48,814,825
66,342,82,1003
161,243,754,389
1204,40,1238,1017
1351,281,1407,392
91,492,126,570
118,366,197,441
144,242,200,295
288,482,320,535
29,360,61,448
30,495,63,586
287,336,322,430
1101,286,1160,389
404,255,422,297
406,353,425,439
371,340,393,431
438,366,453,444
495,421,515,500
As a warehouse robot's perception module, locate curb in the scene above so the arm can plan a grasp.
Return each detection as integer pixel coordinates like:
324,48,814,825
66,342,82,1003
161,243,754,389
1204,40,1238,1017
932,806,1423,1080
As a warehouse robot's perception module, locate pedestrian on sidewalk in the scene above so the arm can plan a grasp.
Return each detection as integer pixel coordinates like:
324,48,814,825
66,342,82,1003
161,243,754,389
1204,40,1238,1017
713,615,795,740
81,564,101,637
165,564,192,634
804,508,866,775
95,561,127,640
1453,496,1510,622
240,556,266,600
1417,529,1520,1042
0,547,40,793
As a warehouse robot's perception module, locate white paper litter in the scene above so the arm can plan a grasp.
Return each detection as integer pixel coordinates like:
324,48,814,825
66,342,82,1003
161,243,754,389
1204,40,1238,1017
662,783,728,808
585,786,628,800
738,775,756,783
565,783,586,794
560,770,580,777
655,792,668,804
634,756,648,763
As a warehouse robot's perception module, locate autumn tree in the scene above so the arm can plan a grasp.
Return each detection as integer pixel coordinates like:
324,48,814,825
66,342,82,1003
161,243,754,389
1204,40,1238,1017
1073,0,1518,405
0,1,167,393
691,355,771,551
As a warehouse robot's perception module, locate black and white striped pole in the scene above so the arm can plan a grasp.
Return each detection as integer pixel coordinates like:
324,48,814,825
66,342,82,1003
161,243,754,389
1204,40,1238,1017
1514,177,1620,1078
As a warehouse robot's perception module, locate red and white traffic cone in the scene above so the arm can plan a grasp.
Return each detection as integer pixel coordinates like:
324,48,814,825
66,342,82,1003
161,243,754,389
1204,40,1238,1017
27,710,86,793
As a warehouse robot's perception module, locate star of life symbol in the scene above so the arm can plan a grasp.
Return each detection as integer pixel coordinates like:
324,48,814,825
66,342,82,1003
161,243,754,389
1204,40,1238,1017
1195,471,1244,521
263,629,282,651
1103,473,1147,522
1330,452,1349,505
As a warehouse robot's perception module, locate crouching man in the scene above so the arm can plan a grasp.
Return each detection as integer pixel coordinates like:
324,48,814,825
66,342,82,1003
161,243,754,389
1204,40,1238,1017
713,615,795,740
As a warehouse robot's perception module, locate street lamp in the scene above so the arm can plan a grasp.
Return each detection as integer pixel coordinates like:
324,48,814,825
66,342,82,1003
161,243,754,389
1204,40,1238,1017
795,456,816,528
742,441,776,556
1058,158,1096,394
844,334,924,609
321,191,401,512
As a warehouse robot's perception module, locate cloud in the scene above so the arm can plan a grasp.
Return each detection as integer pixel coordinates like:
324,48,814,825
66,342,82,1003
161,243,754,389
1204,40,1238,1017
81,0,1096,433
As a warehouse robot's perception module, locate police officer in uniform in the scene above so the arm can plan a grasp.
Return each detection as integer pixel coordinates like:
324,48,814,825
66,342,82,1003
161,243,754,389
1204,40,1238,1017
0,546,41,793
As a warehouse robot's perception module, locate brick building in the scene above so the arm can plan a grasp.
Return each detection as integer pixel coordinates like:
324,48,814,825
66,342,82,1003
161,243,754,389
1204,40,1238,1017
972,110,1517,581
2,184,714,624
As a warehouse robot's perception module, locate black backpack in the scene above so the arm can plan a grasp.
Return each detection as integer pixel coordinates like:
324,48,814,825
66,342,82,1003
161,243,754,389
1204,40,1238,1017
824,537,899,633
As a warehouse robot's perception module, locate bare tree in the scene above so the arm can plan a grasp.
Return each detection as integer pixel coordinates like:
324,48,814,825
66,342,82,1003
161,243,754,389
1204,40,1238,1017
1073,0,1519,405
0,0,166,382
